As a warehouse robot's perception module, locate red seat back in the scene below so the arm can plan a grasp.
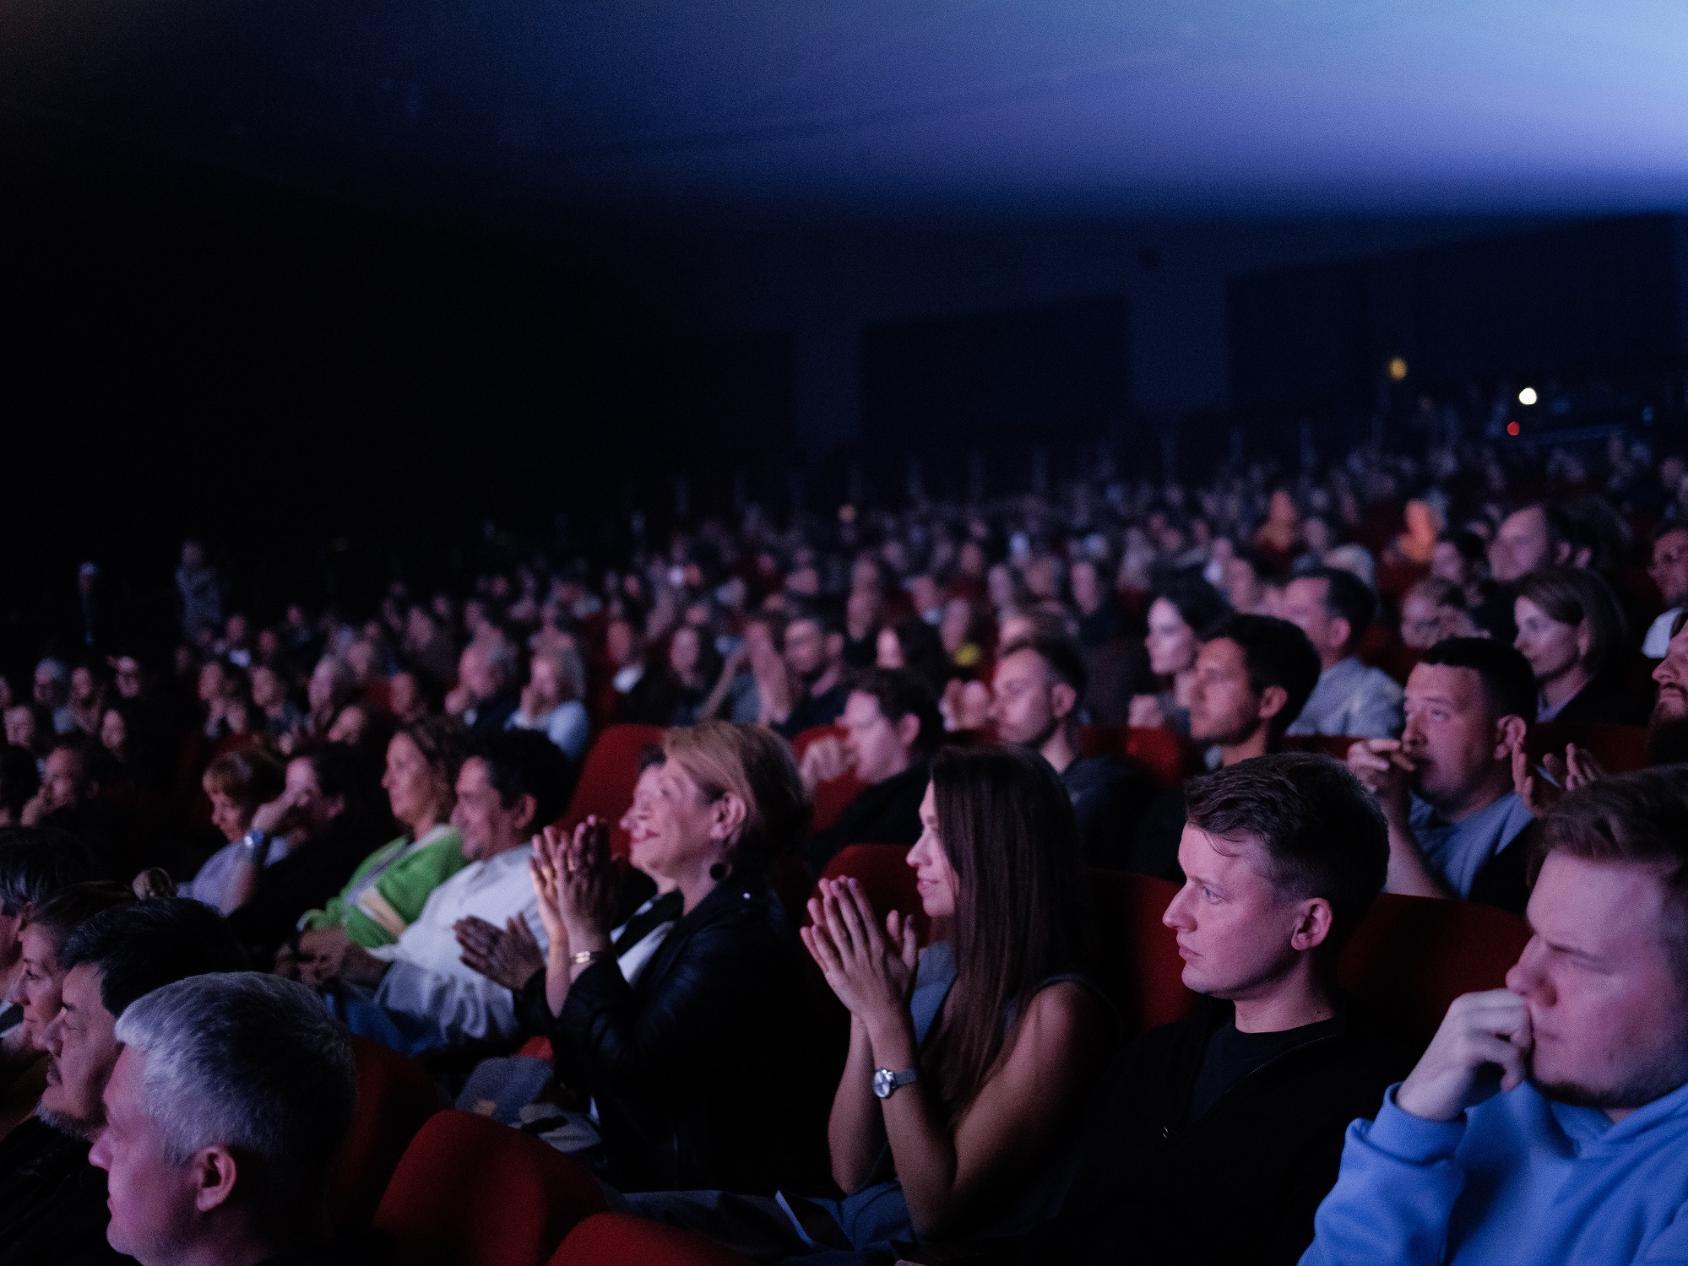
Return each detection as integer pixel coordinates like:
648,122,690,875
330,1036,446,1227
792,724,866,834
1079,725,1197,789
1336,893,1530,1052
556,724,666,857
374,1110,607,1266
550,1213,759,1266
1088,871,1195,1037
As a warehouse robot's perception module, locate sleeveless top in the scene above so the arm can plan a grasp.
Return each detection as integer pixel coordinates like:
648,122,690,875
805,941,1112,1258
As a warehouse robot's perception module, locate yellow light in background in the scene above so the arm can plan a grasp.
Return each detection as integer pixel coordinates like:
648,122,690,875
1387,357,1408,382
1518,386,1538,406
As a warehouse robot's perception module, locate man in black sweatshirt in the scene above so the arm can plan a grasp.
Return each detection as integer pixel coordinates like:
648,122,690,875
1006,753,1407,1265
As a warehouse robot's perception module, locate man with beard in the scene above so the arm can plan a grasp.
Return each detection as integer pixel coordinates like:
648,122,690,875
1347,639,1537,912
1303,768,1688,1264
0,899,244,1266
1646,612,1688,764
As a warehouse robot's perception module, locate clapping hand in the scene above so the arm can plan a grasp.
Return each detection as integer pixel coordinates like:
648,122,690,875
455,914,545,991
554,816,618,948
800,878,918,1025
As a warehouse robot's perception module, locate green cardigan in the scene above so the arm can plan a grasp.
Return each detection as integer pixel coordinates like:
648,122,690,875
301,823,467,947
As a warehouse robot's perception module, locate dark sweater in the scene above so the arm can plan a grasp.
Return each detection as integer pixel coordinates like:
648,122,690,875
0,1117,133,1266
1015,997,1406,1265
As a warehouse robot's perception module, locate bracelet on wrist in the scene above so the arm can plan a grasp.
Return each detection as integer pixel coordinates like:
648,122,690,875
569,949,608,967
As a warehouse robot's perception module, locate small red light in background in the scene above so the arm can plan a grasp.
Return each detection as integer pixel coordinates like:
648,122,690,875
1506,420,1521,437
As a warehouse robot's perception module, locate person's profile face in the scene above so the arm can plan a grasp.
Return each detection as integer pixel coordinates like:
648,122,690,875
8,923,66,1049
988,650,1055,747
906,784,958,921
1163,826,1305,1000
1186,639,1260,746
39,963,118,1132
1145,599,1197,678
1505,853,1688,1113
88,1046,199,1263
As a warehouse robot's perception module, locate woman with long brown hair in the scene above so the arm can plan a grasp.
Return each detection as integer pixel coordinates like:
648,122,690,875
798,743,1115,1254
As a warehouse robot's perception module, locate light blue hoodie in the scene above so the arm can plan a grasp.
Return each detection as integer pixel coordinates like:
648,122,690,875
1301,1078,1688,1264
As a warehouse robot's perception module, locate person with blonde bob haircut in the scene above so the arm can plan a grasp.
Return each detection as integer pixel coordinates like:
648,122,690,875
528,721,823,1193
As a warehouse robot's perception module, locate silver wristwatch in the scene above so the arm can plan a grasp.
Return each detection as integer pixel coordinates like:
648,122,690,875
872,1066,918,1100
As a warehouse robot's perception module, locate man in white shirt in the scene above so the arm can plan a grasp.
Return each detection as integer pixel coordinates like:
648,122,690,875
296,730,571,1054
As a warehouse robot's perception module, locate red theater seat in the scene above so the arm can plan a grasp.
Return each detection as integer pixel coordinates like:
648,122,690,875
330,1036,446,1227
557,724,666,857
1079,725,1197,789
374,1110,607,1266
551,1213,759,1266
1336,893,1531,1052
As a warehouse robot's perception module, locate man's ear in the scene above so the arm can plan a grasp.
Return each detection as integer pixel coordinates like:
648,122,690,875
1256,684,1289,724
1493,714,1528,762
513,793,540,837
192,1145,240,1215
1289,898,1333,953
1574,620,1594,665
1049,682,1078,723
1328,616,1353,656
894,712,921,753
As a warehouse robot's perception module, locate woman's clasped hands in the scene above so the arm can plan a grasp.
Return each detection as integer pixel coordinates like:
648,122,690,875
801,877,918,1025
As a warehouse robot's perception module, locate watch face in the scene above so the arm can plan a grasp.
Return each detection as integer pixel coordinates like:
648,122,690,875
872,1068,893,1099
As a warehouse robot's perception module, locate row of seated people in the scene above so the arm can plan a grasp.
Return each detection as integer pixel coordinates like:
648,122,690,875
5,714,1688,1264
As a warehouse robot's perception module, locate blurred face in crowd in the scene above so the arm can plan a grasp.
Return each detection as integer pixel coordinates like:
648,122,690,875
1399,587,1445,650
112,657,144,700
1650,528,1688,610
39,962,118,1134
202,776,254,843
1187,638,1267,747
99,709,127,759
1145,598,1199,677
450,757,526,862
1652,625,1688,726
907,784,958,921
279,757,339,843
33,665,65,710
345,639,379,682
668,626,703,680
910,574,942,615
989,647,1065,749
1221,556,1262,612
42,746,93,812
842,691,915,786
939,599,974,655
1281,576,1343,663
1491,506,1556,585
1505,854,1688,1117
1513,596,1586,689
196,662,227,706
605,620,638,669
384,732,447,837
70,667,100,707
249,665,285,712
845,588,881,639
783,618,830,683
5,706,39,750
1401,663,1514,816
1431,539,1474,588
1071,561,1104,612
388,672,426,723
527,655,564,713
7,922,67,1049
225,613,250,647
875,626,904,670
